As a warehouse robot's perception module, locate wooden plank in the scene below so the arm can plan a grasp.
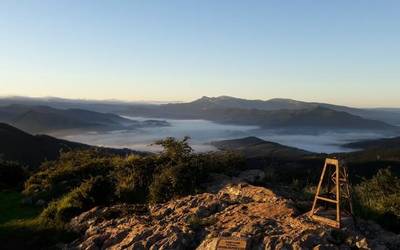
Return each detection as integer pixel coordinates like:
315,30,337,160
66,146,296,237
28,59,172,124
325,158,339,165
316,196,338,204
310,162,327,216
336,161,341,227
311,215,340,228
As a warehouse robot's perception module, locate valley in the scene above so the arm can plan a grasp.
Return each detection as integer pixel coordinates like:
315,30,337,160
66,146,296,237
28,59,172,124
1,96,399,154
58,116,393,154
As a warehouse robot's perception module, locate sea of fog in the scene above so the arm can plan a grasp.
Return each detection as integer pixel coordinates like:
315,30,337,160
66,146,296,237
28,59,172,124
60,116,390,154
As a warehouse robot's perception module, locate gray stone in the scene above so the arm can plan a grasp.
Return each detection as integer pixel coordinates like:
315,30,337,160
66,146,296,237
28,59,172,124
35,199,46,206
21,197,33,205
356,238,370,249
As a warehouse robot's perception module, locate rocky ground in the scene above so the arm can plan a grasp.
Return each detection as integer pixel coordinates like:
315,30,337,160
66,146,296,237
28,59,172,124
67,171,400,250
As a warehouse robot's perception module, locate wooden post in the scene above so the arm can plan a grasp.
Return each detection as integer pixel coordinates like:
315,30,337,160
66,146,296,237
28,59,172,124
335,161,340,227
310,161,327,216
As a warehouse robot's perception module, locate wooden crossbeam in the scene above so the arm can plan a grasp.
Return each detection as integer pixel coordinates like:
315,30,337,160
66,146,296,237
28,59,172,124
315,196,338,204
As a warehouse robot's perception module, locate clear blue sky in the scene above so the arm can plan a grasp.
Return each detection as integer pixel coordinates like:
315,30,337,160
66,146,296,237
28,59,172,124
1,1,399,107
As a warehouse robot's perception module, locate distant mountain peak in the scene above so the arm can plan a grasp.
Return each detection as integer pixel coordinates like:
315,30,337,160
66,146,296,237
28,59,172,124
196,95,238,102
267,98,303,103
215,95,239,100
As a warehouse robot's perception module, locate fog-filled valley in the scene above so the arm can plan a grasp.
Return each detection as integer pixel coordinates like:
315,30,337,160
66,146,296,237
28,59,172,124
1,96,400,154
57,116,392,153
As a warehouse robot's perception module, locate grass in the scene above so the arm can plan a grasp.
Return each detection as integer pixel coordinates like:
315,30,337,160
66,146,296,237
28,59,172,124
0,191,76,250
0,191,40,224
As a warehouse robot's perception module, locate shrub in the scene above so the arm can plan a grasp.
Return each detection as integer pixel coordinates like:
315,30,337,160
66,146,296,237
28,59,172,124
200,151,245,175
148,151,243,204
263,167,277,183
22,137,245,222
40,176,114,223
354,168,400,232
23,150,118,201
154,136,193,163
149,161,201,203
114,155,156,203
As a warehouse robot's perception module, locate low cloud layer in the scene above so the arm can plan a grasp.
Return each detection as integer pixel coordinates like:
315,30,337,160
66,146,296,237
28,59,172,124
60,117,389,153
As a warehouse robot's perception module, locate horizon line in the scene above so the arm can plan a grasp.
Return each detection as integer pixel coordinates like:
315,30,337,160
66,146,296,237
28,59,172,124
1,94,399,109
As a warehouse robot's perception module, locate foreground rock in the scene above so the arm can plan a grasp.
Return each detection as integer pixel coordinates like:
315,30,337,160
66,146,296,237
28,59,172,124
68,183,399,250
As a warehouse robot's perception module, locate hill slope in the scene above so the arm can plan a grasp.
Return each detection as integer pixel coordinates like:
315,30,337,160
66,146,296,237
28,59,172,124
344,136,400,150
211,136,311,158
0,123,89,167
0,123,134,168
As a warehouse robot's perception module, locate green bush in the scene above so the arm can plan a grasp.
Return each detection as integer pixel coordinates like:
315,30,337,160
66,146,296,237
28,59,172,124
40,176,114,223
21,137,244,223
154,136,193,163
354,168,400,232
200,151,245,175
149,162,201,203
23,150,119,201
114,155,156,203
148,139,244,203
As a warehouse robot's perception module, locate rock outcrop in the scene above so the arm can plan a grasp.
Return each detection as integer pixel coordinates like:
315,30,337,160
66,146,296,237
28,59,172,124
68,183,400,250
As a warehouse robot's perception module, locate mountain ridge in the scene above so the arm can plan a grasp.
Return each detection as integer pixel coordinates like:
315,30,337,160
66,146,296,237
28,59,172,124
138,102,397,131
344,136,400,150
0,104,169,134
1,96,399,130
193,96,400,125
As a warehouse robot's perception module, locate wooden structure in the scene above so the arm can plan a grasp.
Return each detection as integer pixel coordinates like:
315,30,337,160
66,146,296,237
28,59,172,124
309,158,353,228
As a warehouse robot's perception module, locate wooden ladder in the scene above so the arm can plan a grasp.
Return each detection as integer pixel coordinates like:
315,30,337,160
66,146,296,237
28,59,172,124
309,158,353,228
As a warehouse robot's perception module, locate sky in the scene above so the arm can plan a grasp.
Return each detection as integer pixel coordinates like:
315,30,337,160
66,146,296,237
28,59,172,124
0,1,399,107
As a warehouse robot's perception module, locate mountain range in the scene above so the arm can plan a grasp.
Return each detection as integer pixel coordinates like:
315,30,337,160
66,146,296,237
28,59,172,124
0,96,399,132
121,96,398,131
0,104,169,134
179,96,400,123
